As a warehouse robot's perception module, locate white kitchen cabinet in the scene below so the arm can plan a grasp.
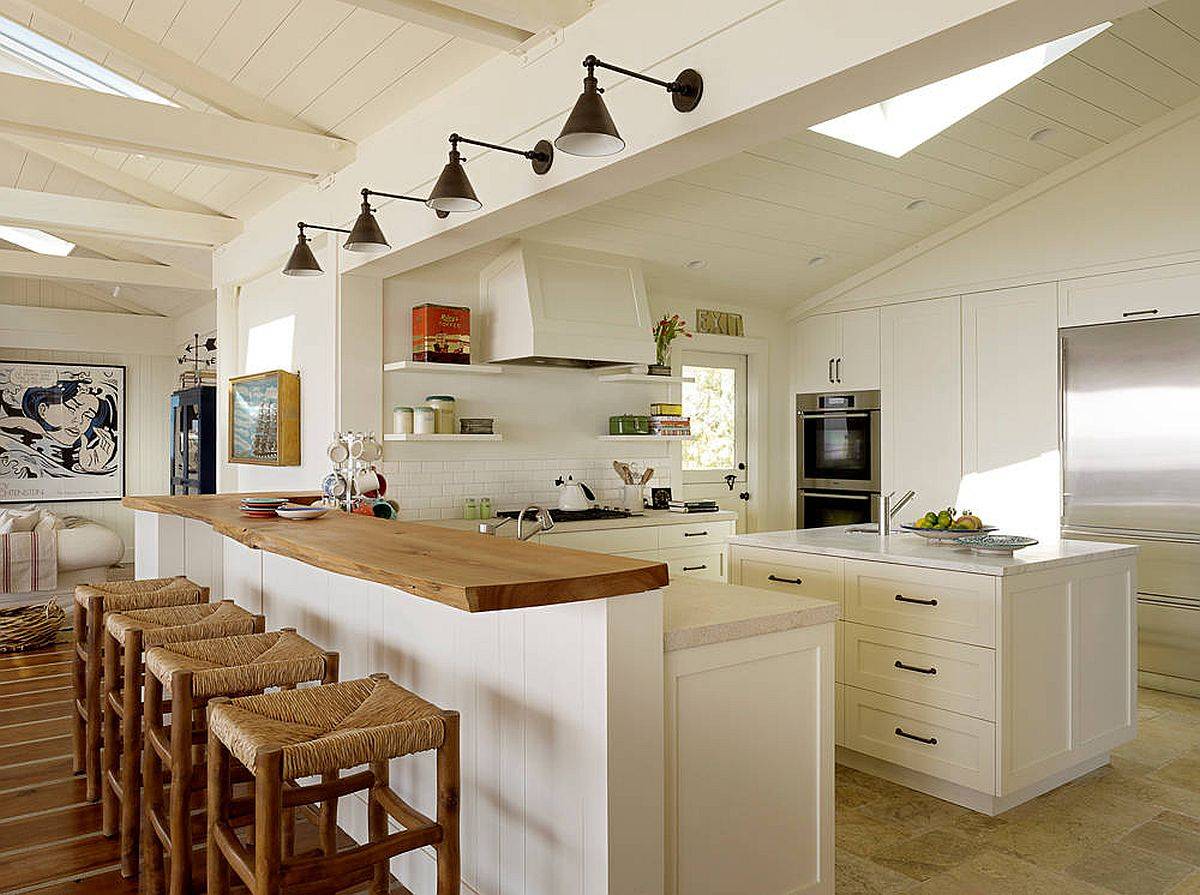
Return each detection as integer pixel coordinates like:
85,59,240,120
540,517,737,582
960,283,1060,537
1058,260,1200,327
795,308,880,392
881,296,962,510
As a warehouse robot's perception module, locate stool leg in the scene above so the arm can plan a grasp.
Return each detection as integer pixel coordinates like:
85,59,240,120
101,629,120,837
255,748,284,895
168,671,194,895
318,772,338,856
143,674,166,895
368,761,389,895
436,712,461,895
85,595,104,802
120,628,143,879
206,723,231,895
71,599,86,776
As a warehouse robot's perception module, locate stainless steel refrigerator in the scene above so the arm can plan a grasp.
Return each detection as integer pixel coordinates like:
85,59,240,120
1061,314,1200,692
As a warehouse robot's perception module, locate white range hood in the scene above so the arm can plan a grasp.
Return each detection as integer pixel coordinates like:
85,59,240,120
477,242,656,368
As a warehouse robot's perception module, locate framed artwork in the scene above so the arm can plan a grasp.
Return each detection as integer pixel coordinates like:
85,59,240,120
0,360,126,503
229,370,300,466
695,309,744,337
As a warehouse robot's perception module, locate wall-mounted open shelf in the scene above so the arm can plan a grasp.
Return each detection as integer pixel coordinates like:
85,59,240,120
385,433,503,442
597,434,691,442
595,373,694,384
383,361,502,375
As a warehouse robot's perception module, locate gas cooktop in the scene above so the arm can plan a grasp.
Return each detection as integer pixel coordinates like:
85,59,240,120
495,508,634,522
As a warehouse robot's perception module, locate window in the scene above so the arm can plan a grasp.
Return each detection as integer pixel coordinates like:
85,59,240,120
809,22,1109,157
0,14,175,106
682,351,746,484
0,225,73,256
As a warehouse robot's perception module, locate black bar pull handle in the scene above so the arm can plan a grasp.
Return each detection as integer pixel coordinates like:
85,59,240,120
895,727,938,745
895,660,937,675
682,564,708,572
683,531,709,537
895,593,938,606
768,574,804,585
1122,308,1158,317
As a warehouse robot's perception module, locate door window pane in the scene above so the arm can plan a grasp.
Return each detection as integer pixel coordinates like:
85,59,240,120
683,365,736,471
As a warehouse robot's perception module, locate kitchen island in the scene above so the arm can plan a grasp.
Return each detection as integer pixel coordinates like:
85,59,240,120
727,526,1139,815
126,493,669,895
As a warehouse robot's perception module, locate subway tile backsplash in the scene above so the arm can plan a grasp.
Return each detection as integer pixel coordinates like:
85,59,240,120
377,458,672,521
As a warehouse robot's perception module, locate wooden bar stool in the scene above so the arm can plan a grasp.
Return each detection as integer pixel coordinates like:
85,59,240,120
72,577,208,801
141,629,338,895
100,600,263,878
206,673,460,895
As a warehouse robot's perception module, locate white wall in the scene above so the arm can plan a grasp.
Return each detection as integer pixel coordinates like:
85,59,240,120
811,106,1200,311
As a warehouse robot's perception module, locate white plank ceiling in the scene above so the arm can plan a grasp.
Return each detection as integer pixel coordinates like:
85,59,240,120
519,0,1200,310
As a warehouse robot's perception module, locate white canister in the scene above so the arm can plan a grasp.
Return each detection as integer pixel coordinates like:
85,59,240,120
623,484,644,513
413,405,436,435
393,406,414,435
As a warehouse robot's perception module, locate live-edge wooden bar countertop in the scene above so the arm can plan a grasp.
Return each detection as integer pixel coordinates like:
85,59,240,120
123,493,669,613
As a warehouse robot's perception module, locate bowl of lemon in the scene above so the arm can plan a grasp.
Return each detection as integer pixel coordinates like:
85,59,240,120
899,507,996,544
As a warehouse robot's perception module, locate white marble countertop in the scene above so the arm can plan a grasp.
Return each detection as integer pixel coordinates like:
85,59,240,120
663,577,839,651
434,508,738,537
727,526,1138,576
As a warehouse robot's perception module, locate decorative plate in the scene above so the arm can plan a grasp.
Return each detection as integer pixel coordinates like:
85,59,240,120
275,503,330,521
956,534,1039,555
899,524,998,545
240,497,287,507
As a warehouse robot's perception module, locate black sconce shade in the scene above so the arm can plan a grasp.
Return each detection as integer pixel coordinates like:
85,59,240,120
428,146,482,214
283,230,323,276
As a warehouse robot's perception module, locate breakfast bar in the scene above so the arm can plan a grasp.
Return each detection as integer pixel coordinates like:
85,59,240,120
125,493,670,895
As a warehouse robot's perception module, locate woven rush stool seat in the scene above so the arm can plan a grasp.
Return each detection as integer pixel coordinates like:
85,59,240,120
72,577,208,803
101,600,263,879
206,673,460,895
141,630,338,895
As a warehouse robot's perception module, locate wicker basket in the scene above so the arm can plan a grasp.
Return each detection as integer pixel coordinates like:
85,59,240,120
0,601,66,653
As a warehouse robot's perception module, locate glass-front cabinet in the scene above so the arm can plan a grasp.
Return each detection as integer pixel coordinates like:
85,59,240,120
170,386,216,494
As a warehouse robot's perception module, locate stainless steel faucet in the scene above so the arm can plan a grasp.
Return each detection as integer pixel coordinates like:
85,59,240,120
881,490,916,536
477,505,556,541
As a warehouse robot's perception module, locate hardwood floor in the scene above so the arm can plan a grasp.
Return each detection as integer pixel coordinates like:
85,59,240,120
0,641,403,895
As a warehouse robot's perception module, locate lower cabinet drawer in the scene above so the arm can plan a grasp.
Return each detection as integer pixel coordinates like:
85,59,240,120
627,548,724,581
730,548,843,603
835,683,846,747
844,686,996,793
658,520,736,550
843,561,996,647
543,527,657,554
843,623,996,720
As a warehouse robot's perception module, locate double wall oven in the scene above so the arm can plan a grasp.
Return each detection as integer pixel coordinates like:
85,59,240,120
796,390,881,528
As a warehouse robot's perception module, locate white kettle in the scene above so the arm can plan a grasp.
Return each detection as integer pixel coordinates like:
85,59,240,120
556,475,595,511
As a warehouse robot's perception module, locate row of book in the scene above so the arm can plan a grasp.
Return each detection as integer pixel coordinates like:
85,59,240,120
668,499,720,514
650,414,691,437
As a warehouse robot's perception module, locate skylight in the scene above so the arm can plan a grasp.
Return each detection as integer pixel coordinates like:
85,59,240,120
0,225,75,256
810,22,1111,157
0,14,175,106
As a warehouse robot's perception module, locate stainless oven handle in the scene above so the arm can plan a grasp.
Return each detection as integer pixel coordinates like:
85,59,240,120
799,412,872,420
801,491,872,500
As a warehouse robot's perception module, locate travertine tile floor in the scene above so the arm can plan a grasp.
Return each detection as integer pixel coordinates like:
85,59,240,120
837,688,1200,895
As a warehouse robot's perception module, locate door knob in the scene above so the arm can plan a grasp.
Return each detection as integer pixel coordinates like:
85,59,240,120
724,473,737,490
739,491,750,501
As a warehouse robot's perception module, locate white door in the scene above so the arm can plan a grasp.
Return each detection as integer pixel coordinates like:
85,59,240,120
681,351,748,528
837,308,881,390
795,314,839,392
881,297,963,512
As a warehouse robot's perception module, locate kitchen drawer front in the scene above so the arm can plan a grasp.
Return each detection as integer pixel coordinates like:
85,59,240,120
658,520,736,550
729,548,843,603
844,561,996,647
844,622,996,721
660,546,725,581
844,686,995,793
836,683,846,747
542,527,657,555
1058,263,1200,327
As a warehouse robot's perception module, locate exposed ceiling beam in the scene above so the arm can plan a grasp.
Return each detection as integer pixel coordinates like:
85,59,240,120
14,0,321,134
0,187,240,247
0,249,210,289
65,234,212,289
2,136,219,214
338,0,534,49
57,280,164,316
0,73,355,179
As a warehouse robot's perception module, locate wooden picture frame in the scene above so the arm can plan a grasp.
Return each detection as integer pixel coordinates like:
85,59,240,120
228,370,300,466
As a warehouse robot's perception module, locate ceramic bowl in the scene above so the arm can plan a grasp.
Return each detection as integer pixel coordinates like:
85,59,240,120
274,503,330,521
899,524,998,545
956,534,1039,555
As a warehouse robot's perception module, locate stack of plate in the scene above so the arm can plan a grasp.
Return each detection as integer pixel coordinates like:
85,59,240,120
240,497,287,518
459,418,494,435
275,503,330,521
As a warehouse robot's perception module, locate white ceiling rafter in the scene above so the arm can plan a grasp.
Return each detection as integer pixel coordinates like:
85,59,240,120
12,0,325,134
0,186,241,247
0,249,208,289
337,0,536,50
0,72,355,178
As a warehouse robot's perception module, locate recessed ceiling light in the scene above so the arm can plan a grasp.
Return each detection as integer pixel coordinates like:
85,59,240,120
683,259,708,270
1028,126,1057,143
0,225,74,256
905,198,929,212
809,22,1110,157
808,255,828,267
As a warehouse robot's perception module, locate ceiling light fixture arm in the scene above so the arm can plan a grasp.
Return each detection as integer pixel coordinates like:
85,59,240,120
361,188,449,219
582,55,703,112
297,221,351,239
450,133,550,165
